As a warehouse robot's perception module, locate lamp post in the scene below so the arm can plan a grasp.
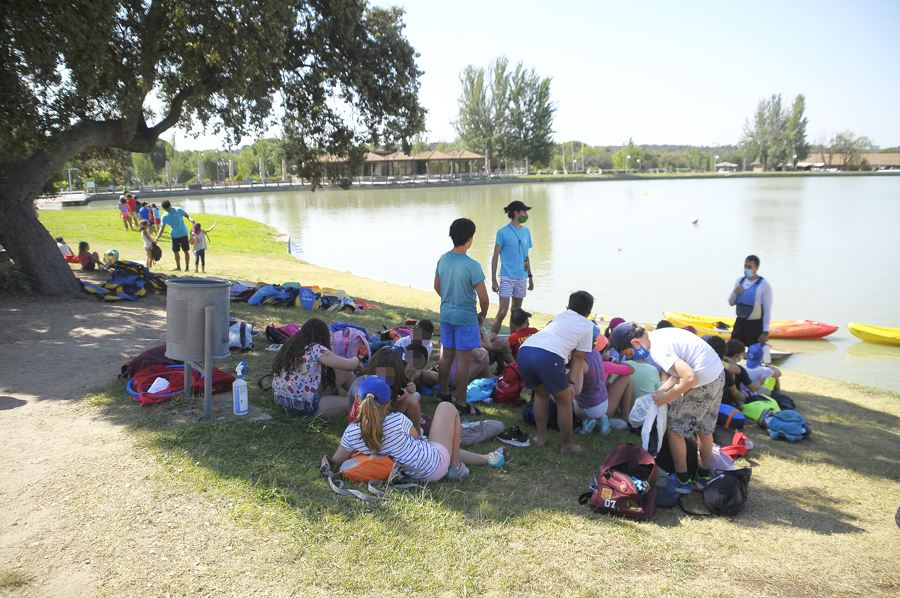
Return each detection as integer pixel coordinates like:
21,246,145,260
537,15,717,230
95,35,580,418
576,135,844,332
67,167,79,192
637,158,641,172
792,154,797,170
217,158,226,184
626,154,631,173
714,154,719,172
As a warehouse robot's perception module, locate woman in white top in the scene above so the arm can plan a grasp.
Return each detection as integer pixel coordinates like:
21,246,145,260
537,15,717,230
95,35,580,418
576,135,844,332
332,376,506,481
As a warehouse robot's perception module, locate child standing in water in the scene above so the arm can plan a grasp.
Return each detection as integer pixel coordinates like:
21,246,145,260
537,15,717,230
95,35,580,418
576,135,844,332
189,221,218,273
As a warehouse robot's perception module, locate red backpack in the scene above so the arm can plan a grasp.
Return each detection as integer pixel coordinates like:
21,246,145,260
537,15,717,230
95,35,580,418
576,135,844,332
713,426,753,458
491,362,525,406
579,445,658,521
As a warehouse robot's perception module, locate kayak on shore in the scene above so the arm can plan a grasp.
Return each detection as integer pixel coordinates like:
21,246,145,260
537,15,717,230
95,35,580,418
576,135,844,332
847,322,900,346
663,311,838,339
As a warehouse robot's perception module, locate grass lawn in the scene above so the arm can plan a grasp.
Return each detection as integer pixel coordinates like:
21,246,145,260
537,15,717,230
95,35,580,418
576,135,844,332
27,209,900,596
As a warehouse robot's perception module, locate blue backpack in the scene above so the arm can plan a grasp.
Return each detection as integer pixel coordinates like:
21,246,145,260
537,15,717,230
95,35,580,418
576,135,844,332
764,410,811,442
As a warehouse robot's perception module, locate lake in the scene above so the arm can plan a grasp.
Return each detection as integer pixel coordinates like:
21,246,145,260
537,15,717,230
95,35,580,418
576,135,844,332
75,176,900,391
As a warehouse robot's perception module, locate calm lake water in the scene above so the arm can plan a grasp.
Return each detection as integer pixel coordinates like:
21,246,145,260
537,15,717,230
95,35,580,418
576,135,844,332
75,176,900,391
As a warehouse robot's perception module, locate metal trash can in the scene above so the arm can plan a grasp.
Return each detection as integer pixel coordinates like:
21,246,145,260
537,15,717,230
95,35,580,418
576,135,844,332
165,278,231,361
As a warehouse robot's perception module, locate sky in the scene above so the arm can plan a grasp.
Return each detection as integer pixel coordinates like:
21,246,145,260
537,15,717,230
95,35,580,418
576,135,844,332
171,0,900,151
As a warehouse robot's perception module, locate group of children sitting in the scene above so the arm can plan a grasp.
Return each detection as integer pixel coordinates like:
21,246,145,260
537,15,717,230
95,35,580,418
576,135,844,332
271,317,506,480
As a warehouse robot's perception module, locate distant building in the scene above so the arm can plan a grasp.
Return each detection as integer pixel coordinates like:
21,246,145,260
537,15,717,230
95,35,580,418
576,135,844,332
796,153,900,171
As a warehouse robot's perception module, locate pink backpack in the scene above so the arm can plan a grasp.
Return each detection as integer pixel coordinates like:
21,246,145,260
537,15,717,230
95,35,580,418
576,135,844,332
331,327,371,364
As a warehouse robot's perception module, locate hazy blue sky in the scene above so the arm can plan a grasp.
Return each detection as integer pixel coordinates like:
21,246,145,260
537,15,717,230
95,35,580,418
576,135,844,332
172,0,900,150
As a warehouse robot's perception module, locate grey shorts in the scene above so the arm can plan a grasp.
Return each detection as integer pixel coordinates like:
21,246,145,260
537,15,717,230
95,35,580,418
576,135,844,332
667,370,726,437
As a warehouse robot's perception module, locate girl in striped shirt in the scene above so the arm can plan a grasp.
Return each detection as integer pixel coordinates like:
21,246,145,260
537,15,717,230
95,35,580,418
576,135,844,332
333,376,506,481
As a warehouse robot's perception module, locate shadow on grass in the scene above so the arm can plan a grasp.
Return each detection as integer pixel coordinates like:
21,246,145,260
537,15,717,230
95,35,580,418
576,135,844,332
83,302,900,535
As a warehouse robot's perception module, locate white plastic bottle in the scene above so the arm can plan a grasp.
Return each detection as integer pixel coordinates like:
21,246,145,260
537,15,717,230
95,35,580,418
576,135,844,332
233,361,249,415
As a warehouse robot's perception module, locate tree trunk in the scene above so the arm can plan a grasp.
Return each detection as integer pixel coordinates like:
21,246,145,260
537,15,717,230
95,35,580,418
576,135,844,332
0,191,83,296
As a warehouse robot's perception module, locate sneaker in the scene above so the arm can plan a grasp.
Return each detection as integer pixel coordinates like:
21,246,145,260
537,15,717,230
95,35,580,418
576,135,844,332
693,473,712,490
171,267,181,271
445,462,470,480
487,446,506,468
608,418,629,430
599,415,611,435
498,426,530,447
673,475,692,495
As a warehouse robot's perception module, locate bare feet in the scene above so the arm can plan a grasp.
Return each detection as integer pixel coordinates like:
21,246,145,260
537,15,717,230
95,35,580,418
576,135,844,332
532,435,546,448
560,444,582,454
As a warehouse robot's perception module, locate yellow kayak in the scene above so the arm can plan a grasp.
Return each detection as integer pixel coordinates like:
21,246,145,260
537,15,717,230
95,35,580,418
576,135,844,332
847,322,900,346
663,311,838,339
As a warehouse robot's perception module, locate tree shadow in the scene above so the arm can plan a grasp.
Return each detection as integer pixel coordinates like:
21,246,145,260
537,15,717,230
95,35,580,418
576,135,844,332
0,396,27,410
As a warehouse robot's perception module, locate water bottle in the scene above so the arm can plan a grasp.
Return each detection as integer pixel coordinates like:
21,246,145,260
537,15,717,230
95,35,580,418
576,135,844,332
762,343,772,364
233,361,248,415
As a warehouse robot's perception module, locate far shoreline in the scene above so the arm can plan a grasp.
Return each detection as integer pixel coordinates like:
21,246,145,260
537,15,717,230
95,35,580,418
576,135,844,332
48,169,900,206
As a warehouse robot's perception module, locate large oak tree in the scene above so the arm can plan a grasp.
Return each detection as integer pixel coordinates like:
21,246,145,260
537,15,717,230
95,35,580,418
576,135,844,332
0,0,425,295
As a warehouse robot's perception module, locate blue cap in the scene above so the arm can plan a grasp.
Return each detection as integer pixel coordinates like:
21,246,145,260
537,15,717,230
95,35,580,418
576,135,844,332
746,343,764,368
610,322,639,353
357,375,391,404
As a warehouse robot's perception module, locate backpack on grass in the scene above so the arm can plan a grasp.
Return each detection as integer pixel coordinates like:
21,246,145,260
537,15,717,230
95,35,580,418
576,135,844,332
762,410,811,442
712,426,753,458
319,454,423,503
491,362,525,406
717,404,746,429
679,468,752,518
578,445,658,521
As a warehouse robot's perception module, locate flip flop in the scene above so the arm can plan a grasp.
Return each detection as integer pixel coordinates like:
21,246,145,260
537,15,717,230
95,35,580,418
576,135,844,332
435,392,454,403
453,401,482,416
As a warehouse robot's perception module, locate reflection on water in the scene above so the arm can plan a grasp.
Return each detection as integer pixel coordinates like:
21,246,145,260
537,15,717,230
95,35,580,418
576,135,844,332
846,342,900,361
72,176,900,391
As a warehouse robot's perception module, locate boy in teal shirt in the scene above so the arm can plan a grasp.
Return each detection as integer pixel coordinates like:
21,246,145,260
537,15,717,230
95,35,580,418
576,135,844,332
434,218,489,415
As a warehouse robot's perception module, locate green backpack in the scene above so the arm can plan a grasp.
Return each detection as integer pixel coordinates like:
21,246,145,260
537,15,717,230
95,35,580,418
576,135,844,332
740,395,781,424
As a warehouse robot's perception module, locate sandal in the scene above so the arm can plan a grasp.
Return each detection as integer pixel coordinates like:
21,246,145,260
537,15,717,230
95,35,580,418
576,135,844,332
435,392,454,404
453,401,482,416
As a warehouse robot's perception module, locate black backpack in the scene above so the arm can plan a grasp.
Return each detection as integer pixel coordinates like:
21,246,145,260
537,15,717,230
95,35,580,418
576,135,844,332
680,467,752,518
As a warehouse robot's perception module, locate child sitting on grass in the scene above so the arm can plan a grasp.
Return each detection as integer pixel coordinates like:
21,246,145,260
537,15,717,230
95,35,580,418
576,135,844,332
573,331,633,435
724,339,769,398
331,376,506,481
189,221,218,273
348,348,423,435
272,318,362,418
77,241,106,271
393,319,440,390
507,309,538,360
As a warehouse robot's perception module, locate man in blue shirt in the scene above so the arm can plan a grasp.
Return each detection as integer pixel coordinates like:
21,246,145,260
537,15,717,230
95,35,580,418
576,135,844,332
491,200,533,334
154,199,195,271
434,218,489,414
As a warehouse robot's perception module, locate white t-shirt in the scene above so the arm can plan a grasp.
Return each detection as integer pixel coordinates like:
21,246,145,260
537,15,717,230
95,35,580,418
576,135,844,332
393,335,433,362
742,364,774,388
521,309,594,359
648,328,724,387
340,412,440,479
57,242,73,256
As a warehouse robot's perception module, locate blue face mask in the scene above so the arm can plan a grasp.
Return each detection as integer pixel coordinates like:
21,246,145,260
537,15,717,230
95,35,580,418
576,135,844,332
631,343,650,360
744,268,755,278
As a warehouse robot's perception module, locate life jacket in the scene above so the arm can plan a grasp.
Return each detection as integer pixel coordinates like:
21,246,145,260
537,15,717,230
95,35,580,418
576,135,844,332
79,279,138,301
248,285,296,306
735,276,764,319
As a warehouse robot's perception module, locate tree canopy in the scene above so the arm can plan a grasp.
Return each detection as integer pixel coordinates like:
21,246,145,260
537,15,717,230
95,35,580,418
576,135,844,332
739,94,809,170
454,57,556,169
0,0,425,295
